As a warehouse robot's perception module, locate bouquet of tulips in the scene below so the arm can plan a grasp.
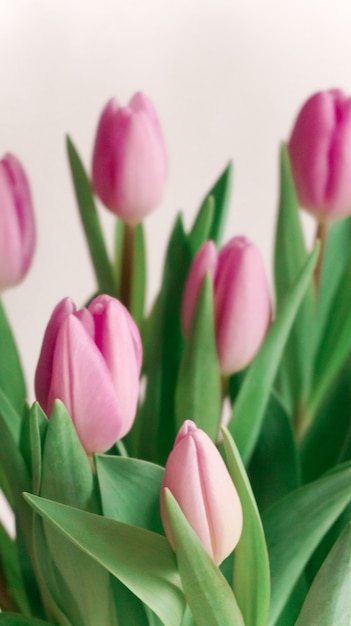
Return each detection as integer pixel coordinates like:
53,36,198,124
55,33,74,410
1,88,351,626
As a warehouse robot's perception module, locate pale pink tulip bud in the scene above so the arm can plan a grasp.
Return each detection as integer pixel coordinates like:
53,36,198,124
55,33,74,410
0,154,36,290
182,237,271,374
35,295,142,454
288,89,351,220
92,92,167,224
160,420,243,564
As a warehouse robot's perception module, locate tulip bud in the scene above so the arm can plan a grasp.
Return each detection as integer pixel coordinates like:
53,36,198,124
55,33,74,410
35,295,142,454
160,420,242,564
288,89,351,220
182,237,271,374
0,153,36,290
92,92,167,224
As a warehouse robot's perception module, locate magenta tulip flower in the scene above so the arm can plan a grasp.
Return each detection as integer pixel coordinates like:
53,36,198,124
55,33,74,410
35,295,142,454
288,89,351,220
182,237,271,374
92,92,167,224
160,420,243,564
0,153,36,290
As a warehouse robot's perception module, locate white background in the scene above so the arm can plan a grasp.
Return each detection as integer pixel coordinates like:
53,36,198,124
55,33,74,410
1,0,351,397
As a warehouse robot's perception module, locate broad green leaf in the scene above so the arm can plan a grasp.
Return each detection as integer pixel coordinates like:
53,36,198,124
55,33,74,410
222,427,270,626
139,214,192,464
0,378,22,446
40,402,116,626
274,146,315,416
0,300,26,418
296,522,351,626
300,355,351,483
20,403,48,496
24,494,185,626
0,522,30,614
307,251,351,421
175,275,221,441
188,195,215,255
200,162,233,246
164,489,244,626
0,615,49,625
32,513,79,626
316,215,351,346
66,136,115,295
96,455,164,533
248,392,299,511
262,462,351,625
110,576,150,626
229,244,319,464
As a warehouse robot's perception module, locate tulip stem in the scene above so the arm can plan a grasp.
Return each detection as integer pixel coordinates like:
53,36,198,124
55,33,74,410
313,218,329,294
120,223,135,313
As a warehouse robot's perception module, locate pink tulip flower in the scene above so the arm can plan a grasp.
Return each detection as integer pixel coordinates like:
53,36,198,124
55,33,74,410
288,89,351,220
0,153,36,290
182,237,271,374
35,295,142,454
92,92,167,224
160,420,243,564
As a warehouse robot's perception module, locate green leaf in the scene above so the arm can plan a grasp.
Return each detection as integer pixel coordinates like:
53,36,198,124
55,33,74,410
24,494,185,626
221,427,270,626
139,214,192,463
300,355,351,483
188,195,215,255
316,215,351,345
248,392,299,511
308,250,351,421
0,522,30,614
296,522,351,626
66,136,115,295
0,300,26,419
32,513,79,626
96,455,164,533
164,489,244,626
40,402,116,626
200,162,233,246
262,462,351,625
175,275,221,441
274,145,315,416
0,615,49,625
229,244,319,464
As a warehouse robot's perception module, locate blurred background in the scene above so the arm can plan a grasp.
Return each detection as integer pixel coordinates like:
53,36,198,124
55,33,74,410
1,0,351,398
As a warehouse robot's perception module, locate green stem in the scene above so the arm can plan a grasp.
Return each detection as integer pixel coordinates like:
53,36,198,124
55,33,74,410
313,218,329,295
120,223,135,313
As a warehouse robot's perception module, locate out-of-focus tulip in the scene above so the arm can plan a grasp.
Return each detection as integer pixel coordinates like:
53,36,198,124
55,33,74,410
92,92,167,224
160,420,242,564
288,89,351,220
0,153,36,290
182,237,271,374
35,295,142,454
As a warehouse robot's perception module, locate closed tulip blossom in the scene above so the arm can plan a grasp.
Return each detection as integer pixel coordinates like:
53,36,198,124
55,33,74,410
92,92,167,223
0,153,36,290
288,89,351,220
160,420,242,564
35,295,142,454
182,237,271,374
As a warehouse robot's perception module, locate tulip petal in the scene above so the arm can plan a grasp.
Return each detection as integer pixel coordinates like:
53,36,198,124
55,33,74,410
48,315,123,454
89,295,142,438
326,97,351,216
215,237,271,374
34,297,77,412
